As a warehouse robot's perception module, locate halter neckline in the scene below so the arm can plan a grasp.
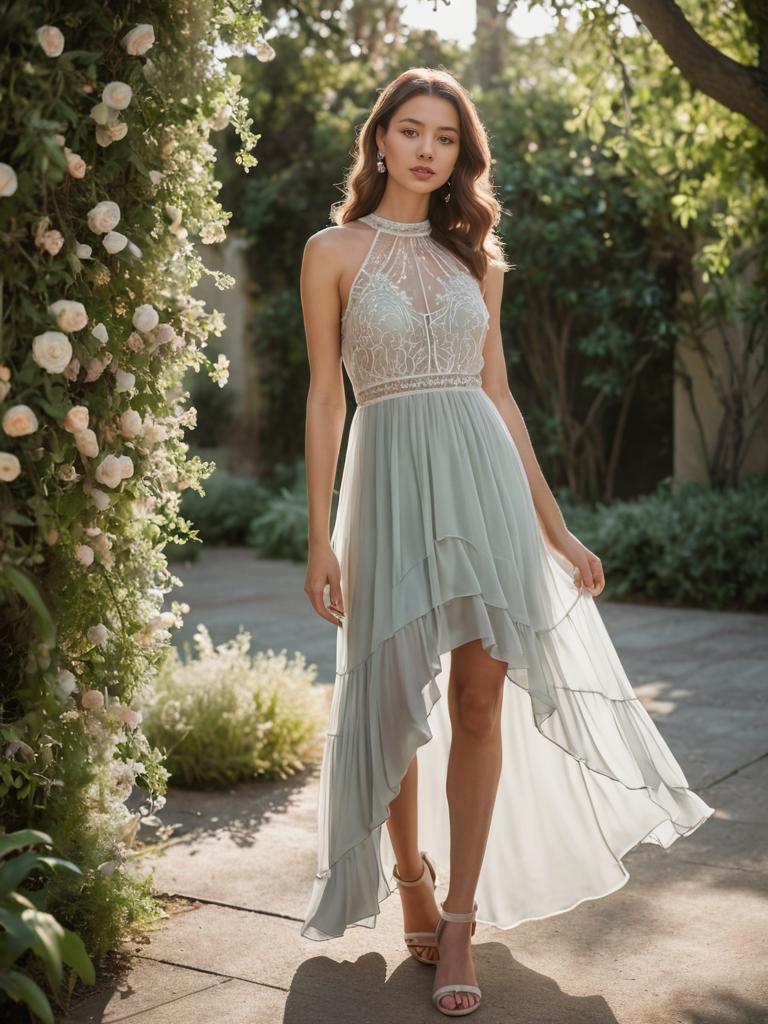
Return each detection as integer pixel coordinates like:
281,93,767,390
359,211,432,237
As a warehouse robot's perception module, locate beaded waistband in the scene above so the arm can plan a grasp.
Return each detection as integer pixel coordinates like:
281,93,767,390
356,373,483,407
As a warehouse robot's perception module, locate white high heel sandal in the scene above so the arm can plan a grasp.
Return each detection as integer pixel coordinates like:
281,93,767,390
431,901,482,1017
393,850,440,965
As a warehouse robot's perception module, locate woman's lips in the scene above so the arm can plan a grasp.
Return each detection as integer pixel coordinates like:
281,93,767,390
410,168,434,180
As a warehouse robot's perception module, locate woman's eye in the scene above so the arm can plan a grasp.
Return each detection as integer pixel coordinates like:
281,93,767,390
401,129,454,144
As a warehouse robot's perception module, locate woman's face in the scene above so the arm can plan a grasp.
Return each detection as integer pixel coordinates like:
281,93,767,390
376,94,460,196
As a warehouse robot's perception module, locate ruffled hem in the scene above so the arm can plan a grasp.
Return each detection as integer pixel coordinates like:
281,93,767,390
300,588,715,941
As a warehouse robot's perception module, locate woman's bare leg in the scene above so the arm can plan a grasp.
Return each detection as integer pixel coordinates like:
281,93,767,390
386,754,441,960
434,637,506,1011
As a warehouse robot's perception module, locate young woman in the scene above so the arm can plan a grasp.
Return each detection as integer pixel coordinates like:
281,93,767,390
299,66,714,1017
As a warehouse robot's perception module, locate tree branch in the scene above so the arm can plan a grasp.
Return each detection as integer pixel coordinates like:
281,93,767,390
623,0,768,134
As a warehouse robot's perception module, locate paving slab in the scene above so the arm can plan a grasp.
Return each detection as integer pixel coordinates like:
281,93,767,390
58,552,766,1024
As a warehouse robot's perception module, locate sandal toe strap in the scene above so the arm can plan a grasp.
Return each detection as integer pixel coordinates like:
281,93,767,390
432,984,482,1001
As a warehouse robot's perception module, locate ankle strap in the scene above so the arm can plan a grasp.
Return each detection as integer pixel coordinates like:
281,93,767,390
439,900,477,923
394,853,428,887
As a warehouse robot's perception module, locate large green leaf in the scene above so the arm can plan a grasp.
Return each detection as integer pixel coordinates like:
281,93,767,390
59,927,96,985
0,830,53,859
0,970,54,1024
0,852,81,898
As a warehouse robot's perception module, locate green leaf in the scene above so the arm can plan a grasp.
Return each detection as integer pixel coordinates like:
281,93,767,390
59,928,96,985
0,566,56,646
0,970,54,1024
0,830,53,859
1,510,36,527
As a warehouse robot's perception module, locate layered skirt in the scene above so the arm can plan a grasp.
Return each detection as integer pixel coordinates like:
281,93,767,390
300,386,715,941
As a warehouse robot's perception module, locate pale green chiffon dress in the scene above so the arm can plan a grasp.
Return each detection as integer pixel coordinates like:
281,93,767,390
300,210,715,942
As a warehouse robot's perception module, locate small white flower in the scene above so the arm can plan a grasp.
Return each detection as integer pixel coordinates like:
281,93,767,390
210,104,232,131
127,240,143,259
56,668,77,697
88,488,111,511
81,687,105,707
75,543,95,566
91,322,108,345
108,120,128,142
36,25,65,57
148,170,163,186
63,406,89,432
64,149,87,178
115,368,135,392
89,102,111,126
86,624,109,646
74,428,99,458
0,452,21,482
117,454,134,479
0,164,18,197
2,405,39,437
39,230,64,255
122,24,155,56
120,409,142,438
132,304,159,332
103,230,128,254
87,200,120,234
48,299,88,332
95,454,123,488
75,242,93,260
32,331,72,373
102,81,133,111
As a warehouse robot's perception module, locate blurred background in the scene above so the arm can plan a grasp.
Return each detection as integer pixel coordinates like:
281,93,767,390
168,0,767,667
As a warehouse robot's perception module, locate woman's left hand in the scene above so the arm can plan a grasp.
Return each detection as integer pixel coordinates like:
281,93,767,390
550,530,605,598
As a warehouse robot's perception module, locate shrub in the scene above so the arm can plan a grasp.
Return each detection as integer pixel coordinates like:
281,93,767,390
137,625,327,788
557,473,768,610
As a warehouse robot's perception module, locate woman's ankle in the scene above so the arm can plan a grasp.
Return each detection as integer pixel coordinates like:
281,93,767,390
395,855,425,883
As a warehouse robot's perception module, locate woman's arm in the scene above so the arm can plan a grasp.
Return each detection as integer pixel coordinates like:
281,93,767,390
300,229,348,626
480,262,604,597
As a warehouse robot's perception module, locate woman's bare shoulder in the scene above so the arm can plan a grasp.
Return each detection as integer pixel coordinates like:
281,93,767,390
304,220,373,271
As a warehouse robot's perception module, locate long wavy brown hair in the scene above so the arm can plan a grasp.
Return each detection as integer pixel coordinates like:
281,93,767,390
332,66,513,283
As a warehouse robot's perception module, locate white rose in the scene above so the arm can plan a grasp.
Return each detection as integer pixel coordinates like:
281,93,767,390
120,409,142,438
117,454,134,479
63,406,89,432
156,323,175,344
122,24,155,56
58,463,79,483
118,705,143,728
102,81,133,110
89,488,111,511
3,405,39,437
254,39,276,62
95,127,114,149
75,543,95,566
0,163,18,197
36,25,65,57
48,299,88,332
56,668,77,697
87,624,109,646
87,200,120,234
90,102,110,126
115,369,135,392
210,104,232,131
75,242,92,260
81,687,105,708
84,356,108,383
95,454,123,488
108,121,128,142
63,357,80,381
0,452,21,482
126,331,144,353
91,322,108,345
127,241,143,259
74,428,98,458
148,170,163,186
103,230,128,254
132,304,159,332
64,149,87,178
41,230,64,255
32,331,72,373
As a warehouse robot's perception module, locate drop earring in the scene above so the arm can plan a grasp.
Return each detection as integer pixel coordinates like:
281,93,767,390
377,150,386,174
443,175,452,204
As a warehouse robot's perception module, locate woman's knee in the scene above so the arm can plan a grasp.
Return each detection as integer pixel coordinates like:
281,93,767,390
451,679,504,739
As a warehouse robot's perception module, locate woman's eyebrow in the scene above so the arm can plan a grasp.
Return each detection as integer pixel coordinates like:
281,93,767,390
396,117,459,134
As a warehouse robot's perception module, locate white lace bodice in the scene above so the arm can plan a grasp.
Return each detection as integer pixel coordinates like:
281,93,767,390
340,212,490,406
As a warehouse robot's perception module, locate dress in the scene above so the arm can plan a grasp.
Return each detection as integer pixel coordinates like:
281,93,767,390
300,211,715,942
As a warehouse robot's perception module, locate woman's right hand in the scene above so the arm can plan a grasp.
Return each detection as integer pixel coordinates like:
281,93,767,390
305,542,346,627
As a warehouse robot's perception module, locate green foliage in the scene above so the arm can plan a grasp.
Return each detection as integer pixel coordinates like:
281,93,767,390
0,830,95,1024
179,470,273,544
558,473,768,610
0,0,265,967
138,625,328,788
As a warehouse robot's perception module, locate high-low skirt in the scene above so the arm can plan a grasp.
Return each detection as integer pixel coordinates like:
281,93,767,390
300,385,715,941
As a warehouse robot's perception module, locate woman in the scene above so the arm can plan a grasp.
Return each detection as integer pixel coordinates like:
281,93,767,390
299,66,714,1017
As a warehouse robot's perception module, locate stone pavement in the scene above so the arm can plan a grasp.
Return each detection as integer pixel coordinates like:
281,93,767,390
62,546,768,1023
